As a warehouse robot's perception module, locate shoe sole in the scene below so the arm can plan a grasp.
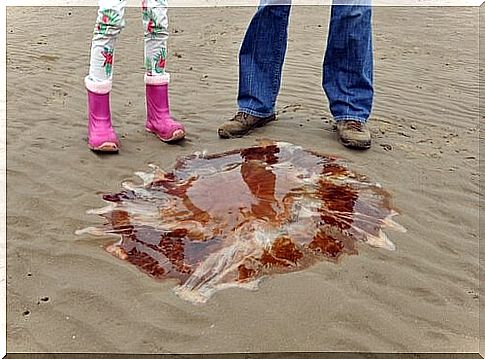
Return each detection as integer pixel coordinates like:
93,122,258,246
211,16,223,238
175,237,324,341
339,138,371,150
89,142,119,152
218,116,276,139
146,127,186,142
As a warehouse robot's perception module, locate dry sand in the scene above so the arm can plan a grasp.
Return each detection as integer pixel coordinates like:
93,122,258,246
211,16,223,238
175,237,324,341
6,5,479,353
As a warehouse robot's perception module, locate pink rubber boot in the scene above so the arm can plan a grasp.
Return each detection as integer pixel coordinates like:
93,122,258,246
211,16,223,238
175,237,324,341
85,77,119,152
145,74,185,142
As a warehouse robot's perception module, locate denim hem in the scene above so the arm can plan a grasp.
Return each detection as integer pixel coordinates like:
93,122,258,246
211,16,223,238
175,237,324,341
333,116,368,123
238,108,275,118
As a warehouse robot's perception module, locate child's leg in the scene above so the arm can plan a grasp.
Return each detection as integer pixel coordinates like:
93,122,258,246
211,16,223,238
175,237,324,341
85,0,127,152
142,0,185,142
143,0,169,78
88,0,127,86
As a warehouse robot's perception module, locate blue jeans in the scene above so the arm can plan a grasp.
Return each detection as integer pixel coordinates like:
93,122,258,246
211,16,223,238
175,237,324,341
238,0,373,123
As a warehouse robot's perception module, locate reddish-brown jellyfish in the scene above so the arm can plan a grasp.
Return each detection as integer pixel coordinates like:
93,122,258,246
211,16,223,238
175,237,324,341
77,141,405,304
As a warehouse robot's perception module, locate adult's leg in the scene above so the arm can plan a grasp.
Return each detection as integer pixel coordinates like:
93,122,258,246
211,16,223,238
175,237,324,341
238,0,292,117
323,1,373,148
323,1,373,122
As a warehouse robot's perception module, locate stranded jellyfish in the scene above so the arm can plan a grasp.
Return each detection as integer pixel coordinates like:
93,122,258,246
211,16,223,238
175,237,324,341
77,141,405,303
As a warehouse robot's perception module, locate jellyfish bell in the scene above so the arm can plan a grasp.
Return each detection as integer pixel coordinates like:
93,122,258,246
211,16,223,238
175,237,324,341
78,141,405,304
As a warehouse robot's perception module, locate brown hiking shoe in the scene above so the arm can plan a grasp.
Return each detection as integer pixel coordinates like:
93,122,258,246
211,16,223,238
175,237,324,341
218,112,276,138
336,120,372,149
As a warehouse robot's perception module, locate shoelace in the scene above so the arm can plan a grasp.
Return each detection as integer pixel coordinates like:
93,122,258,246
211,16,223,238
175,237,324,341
233,112,252,126
344,121,365,132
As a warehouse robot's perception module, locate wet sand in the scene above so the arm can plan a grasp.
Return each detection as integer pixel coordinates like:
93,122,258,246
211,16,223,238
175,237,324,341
6,5,479,353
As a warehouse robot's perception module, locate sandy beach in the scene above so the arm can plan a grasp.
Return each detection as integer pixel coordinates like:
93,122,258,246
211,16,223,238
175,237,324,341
6,5,479,353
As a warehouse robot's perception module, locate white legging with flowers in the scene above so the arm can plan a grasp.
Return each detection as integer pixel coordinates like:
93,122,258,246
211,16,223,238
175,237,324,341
86,0,170,93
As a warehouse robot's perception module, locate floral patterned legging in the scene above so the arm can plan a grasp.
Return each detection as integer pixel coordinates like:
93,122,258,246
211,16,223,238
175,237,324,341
88,0,169,83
